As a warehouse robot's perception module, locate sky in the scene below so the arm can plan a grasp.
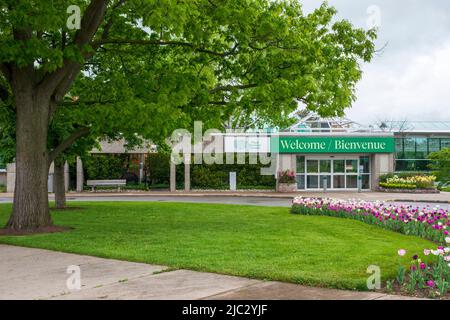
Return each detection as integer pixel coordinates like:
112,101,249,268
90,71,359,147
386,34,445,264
301,0,450,125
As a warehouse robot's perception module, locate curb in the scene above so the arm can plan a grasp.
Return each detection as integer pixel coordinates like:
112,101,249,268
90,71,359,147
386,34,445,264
1,192,449,203
391,199,450,204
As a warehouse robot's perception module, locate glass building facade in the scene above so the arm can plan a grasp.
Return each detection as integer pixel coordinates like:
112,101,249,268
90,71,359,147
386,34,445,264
394,136,450,172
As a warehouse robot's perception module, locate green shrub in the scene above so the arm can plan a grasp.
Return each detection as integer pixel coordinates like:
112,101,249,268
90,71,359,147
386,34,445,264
144,153,275,190
379,182,417,190
83,154,128,180
379,172,431,183
0,184,6,193
145,153,170,185
428,148,450,186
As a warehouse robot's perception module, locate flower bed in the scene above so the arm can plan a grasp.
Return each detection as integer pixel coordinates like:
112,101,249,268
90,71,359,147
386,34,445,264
292,198,449,243
378,174,437,193
291,197,450,298
391,247,450,298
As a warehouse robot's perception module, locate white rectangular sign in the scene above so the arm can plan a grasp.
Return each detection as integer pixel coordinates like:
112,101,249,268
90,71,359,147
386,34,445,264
224,136,270,153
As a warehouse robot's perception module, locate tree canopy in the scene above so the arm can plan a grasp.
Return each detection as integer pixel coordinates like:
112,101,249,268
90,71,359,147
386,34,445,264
0,0,377,230
1,0,376,146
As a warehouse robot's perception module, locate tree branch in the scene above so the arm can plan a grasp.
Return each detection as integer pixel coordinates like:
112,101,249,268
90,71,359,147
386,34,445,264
48,127,91,164
101,0,126,40
209,83,257,94
60,99,115,107
38,0,109,105
93,39,238,57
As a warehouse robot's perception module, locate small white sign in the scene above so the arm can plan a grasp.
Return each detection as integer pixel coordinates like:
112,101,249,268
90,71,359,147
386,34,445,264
229,172,237,191
224,136,270,153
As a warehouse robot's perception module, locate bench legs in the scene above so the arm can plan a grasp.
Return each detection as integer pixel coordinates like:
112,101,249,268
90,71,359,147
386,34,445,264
88,185,124,192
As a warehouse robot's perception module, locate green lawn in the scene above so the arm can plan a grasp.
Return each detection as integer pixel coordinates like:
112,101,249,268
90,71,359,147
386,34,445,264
0,202,435,290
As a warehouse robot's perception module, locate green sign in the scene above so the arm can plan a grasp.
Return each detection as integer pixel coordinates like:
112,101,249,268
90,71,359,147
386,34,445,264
272,136,395,154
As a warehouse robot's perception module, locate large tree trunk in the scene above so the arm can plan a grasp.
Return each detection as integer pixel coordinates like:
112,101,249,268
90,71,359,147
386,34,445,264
6,83,52,230
53,160,66,209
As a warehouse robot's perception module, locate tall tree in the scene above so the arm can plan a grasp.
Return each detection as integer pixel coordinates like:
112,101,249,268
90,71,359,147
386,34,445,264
0,0,376,231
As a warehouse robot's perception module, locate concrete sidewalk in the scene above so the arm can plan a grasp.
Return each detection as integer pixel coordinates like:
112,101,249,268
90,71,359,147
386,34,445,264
1,190,449,203
0,245,421,300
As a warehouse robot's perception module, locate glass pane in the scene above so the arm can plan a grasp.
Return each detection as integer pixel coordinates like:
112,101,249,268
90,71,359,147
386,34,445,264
362,175,370,190
333,160,345,173
428,138,440,153
396,160,416,172
320,160,331,173
395,138,404,159
346,160,358,173
359,156,370,173
296,156,305,174
307,176,319,189
415,160,431,172
320,175,331,189
415,138,428,159
404,138,415,159
333,175,345,189
296,175,305,190
307,160,319,173
346,176,358,189
441,139,450,149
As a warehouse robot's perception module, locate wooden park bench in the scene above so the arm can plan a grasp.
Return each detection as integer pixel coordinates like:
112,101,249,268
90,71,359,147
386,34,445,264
86,179,127,192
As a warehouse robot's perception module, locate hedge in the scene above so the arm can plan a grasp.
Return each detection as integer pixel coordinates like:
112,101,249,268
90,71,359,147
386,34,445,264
83,154,139,184
146,153,276,190
84,153,276,190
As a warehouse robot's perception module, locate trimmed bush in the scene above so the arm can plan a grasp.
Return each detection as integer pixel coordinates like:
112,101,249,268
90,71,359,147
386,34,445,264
83,154,128,180
145,153,275,190
379,182,417,190
379,174,436,190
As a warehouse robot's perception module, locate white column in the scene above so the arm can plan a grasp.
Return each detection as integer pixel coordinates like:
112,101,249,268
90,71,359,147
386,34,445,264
184,154,190,192
48,162,54,193
6,163,16,193
170,161,176,192
64,161,69,192
76,157,84,192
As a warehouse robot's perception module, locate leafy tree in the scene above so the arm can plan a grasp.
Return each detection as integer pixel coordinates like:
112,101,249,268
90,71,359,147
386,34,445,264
0,0,376,231
428,148,450,186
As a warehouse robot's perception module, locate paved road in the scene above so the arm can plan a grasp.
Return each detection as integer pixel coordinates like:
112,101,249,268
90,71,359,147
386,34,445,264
0,195,449,210
0,245,421,300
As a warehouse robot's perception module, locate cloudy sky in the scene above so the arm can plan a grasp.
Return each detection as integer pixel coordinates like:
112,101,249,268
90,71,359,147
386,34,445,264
301,0,450,125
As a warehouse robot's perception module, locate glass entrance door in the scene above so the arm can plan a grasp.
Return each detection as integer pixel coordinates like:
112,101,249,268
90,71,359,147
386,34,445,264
297,156,371,191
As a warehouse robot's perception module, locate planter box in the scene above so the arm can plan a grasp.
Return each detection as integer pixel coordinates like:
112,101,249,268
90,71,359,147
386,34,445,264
278,183,297,193
376,187,440,194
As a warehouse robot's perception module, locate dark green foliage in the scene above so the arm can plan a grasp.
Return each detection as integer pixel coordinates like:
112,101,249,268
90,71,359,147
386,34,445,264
428,148,450,186
83,154,128,180
145,153,275,189
379,183,417,190
145,153,170,185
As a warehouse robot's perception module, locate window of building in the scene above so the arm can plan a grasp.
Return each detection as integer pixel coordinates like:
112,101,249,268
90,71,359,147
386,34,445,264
404,138,416,159
428,138,441,153
442,139,450,149
415,137,428,159
395,138,404,159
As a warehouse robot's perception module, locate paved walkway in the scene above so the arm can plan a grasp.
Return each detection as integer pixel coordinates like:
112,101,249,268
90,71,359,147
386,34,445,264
0,245,421,300
0,191,449,204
